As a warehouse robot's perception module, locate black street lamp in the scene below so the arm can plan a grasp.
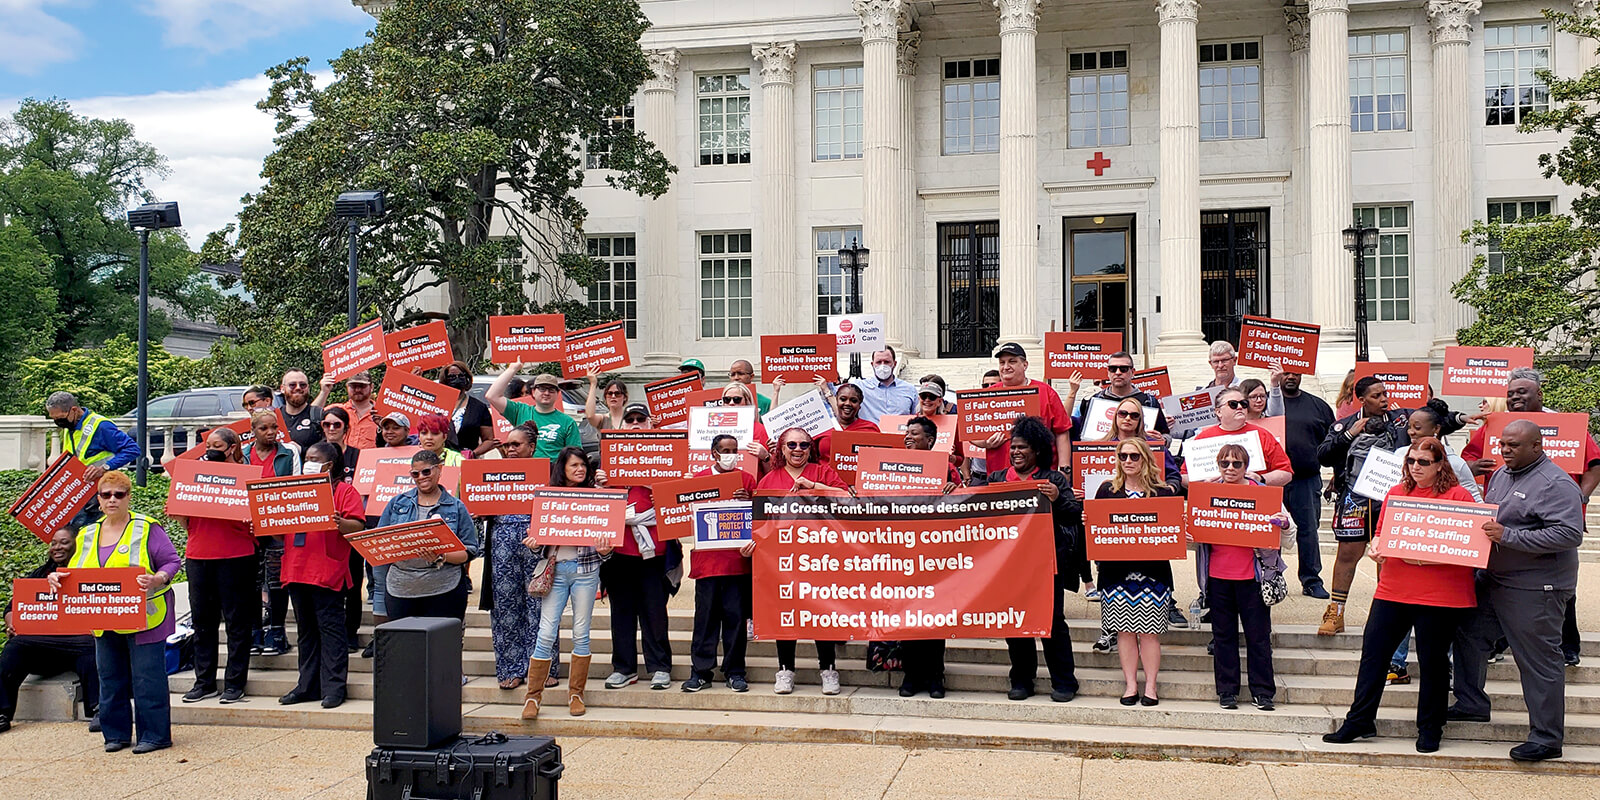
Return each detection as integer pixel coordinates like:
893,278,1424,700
125,201,182,487
1342,221,1379,363
334,191,386,327
836,238,870,379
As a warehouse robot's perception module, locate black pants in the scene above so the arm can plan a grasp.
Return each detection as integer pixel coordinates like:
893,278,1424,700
0,636,98,717
386,574,471,621
1006,575,1078,694
690,575,750,680
600,554,672,675
344,549,365,642
1207,576,1275,700
1563,595,1580,657
776,641,837,671
1347,598,1462,736
900,640,946,690
187,555,258,693
259,541,288,628
287,584,349,701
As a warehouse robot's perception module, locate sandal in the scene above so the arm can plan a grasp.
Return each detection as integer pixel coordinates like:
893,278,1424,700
499,678,524,690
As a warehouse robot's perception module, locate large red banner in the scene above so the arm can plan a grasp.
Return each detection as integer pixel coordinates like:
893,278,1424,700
956,387,1041,443
163,459,257,522
525,486,628,546
855,447,949,495
599,429,689,486
1375,495,1497,568
1238,316,1320,373
322,319,387,381
1478,412,1594,474
10,568,149,635
346,519,466,566
653,470,747,540
751,486,1056,640
247,474,337,537
643,373,703,428
487,314,566,363
1043,331,1123,381
384,321,454,372
374,370,459,427
562,322,631,377
457,458,549,515
1185,482,1284,548
1084,496,1188,561
1354,362,1431,407
7,454,96,543
1441,346,1536,396
760,334,839,381
829,430,904,487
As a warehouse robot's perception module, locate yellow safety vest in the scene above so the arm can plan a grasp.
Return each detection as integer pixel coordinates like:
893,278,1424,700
441,448,463,467
71,513,167,636
62,411,114,465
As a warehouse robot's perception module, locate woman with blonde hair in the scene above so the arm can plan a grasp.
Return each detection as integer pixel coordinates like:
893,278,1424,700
1334,370,1359,419
1094,437,1180,706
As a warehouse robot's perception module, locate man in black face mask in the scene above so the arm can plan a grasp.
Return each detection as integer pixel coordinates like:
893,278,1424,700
46,391,141,529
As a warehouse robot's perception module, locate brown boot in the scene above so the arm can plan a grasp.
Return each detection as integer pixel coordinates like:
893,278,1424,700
1318,603,1345,636
521,657,551,719
568,654,591,716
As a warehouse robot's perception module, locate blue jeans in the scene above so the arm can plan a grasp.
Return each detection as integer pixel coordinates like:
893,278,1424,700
533,562,600,659
370,564,390,616
95,633,171,747
1283,475,1325,589
1392,633,1411,667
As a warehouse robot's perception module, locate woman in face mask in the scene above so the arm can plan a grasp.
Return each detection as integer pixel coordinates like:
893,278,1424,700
172,428,258,705
278,442,366,709
416,414,465,466
438,362,497,457
683,434,758,692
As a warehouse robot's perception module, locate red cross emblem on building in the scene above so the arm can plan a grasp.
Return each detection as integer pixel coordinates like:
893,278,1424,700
1087,151,1111,177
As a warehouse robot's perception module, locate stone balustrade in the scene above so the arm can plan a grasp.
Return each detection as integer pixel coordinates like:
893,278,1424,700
0,414,242,472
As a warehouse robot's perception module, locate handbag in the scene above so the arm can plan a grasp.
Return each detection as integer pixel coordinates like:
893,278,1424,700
526,556,553,597
1255,549,1289,607
865,640,902,673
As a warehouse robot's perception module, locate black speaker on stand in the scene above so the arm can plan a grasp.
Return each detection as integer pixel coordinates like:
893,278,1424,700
372,617,462,748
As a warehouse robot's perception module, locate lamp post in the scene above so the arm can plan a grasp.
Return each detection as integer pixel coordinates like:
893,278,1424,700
334,191,386,327
836,237,870,379
1342,222,1379,363
125,201,182,487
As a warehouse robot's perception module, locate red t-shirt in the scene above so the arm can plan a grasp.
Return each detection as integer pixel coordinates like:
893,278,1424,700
1182,422,1293,479
983,379,1072,473
615,485,661,557
185,516,256,561
688,467,758,579
250,446,278,477
1373,483,1479,608
280,481,364,591
814,418,881,462
755,462,850,492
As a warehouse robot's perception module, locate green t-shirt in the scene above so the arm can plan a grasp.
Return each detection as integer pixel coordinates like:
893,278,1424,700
502,402,582,457
756,392,772,416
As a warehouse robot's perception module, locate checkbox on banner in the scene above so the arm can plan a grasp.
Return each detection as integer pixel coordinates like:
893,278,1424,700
778,583,794,599
777,527,794,544
777,555,794,572
780,611,795,627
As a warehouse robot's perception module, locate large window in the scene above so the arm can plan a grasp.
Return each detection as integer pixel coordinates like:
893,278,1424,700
1486,199,1553,274
937,221,1001,358
699,232,753,339
698,73,751,165
814,66,864,161
1349,32,1407,132
1354,205,1411,322
586,105,634,170
585,236,637,338
814,228,862,333
1485,22,1551,126
1068,49,1130,148
942,58,1001,155
1199,41,1262,140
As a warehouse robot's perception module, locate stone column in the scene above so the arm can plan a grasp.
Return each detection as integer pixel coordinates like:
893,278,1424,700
1153,0,1207,356
1429,1,1482,351
639,49,682,368
1286,4,1311,325
995,0,1043,350
1581,2,1600,73
1308,0,1353,339
898,30,922,357
856,0,906,350
753,42,800,338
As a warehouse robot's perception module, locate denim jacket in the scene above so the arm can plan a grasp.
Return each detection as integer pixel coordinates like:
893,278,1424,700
376,488,482,559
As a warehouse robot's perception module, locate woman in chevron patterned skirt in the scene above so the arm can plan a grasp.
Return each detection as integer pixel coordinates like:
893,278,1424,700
1093,437,1180,707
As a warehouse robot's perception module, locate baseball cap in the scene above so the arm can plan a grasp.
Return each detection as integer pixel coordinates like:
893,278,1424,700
917,381,944,398
380,412,410,428
622,403,650,420
531,373,562,389
679,358,705,372
994,342,1027,360
346,371,372,385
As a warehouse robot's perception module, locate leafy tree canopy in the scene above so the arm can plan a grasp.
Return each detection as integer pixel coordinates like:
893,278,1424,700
0,224,61,412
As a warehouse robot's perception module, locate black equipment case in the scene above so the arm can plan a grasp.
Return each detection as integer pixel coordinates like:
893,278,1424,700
366,732,563,800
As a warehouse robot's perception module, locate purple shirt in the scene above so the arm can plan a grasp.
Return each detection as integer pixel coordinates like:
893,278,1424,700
96,522,182,645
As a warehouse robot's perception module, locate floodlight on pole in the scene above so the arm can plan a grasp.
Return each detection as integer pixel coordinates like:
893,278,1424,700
335,191,385,328
126,201,182,487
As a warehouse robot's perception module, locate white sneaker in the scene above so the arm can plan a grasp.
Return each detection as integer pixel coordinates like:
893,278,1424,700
774,668,795,694
650,670,671,690
820,668,841,696
604,671,637,689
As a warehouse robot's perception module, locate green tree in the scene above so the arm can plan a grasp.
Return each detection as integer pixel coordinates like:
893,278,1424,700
15,335,203,416
1455,9,1600,424
0,99,218,350
208,0,673,367
0,223,61,412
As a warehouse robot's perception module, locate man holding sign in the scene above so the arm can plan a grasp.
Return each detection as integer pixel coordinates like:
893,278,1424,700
487,367,582,458
0,528,100,735
1072,351,1167,441
980,343,1073,473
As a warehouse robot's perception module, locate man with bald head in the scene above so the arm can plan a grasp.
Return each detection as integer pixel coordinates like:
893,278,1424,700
1451,418,1585,762
727,360,777,415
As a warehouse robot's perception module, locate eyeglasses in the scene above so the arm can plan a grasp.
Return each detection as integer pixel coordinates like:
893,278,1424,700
1248,394,1267,402
783,441,810,451
1115,410,1142,420
1116,452,1143,462
409,467,438,478
1223,400,1249,410
1404,457,1437,467
1106,364,1133,373
321,421,344,429
720,396,745,405
98,490,128,500
1209,357,1236,366
1218,459,1247,469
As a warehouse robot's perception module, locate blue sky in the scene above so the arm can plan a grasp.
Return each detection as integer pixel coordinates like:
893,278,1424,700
1,0,377,242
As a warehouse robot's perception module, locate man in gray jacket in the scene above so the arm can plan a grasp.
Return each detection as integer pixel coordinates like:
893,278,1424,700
1450,419,1584,761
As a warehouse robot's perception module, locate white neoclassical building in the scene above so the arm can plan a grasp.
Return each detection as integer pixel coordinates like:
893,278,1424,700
358,0,1596,388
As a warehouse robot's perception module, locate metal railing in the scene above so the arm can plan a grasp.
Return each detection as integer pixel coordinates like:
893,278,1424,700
0,414,242,473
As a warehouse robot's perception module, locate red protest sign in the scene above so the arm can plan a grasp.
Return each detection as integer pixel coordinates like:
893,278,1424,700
7,454,96,543
685,449,757,480
1072,440,1168,499
1441,346,1536,397
1131,367,1173,399
830,431,904,486
10,568,149,635
1256,416,1286,447
654,470,746,540
526,486,628,546
956,387,1041,442
488,314,565,363
322,319,387,381
175,418,255,461
1479,412,1594,474
1085,496,1188,561
1186,482,1284,548
878,414,957,453
600,429,689,486
683,388,727,414
353,446,419,496
644,373,704,428
760,334,838,381
374,370,459,426
346,519,466,566
490,406,516,441
855,447,949,495
1043,331,1123,381
1238,316,1320,373
247,474,337,537
384,321,454,372
163,459,257,522
1376,495,1497,568
458,457,549,515
1355,362,1431,407
562,322,631,377
365,460,461,516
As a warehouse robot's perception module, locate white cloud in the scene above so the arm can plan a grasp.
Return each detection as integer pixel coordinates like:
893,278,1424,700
0,0,85,75
140,0,369,54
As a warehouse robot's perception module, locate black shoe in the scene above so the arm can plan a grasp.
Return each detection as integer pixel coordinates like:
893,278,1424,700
361,641,374,659
105,741,130,753
1140,695,1159,707
1219,694,1238,709
1509,742,1562,762
182,684,219,703
1252,695,1275,712
249,628,265,656
1007,685,1033,701
1050,690,1076,703
1416,731,1442,753
132,741,171,754
0,714,10,733
1322,721,1377,744
219,688,246,704
1302,584,1331,600
1120,694,1140,706
278,690,316,706
1167,606,1188,626
87,713,100,733
682,675,710,693
726,676,749,693
898,683,917,698
1564,651,1581,667
927,683,945,699
261,627,290,657
1446,707,1490,723
1206,640,1215,656
320,695,345,709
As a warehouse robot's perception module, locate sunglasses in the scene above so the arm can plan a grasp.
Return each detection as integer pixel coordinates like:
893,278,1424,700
409,467,438,478
1404,457,1437,467
1115,410,1142,420
1218,459,1247,469
605,390,627,397
98,490,128,500
720,396,745,405
1106,364,1133,373
321,420,344,429
783,441,811,451
1223,399,1249,410
1116,452,1143,462
624,416,648,424
284,382,309,389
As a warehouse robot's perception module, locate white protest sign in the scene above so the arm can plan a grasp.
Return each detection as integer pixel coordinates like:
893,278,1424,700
1354,446,1409,501
1183,431,1266,482
825,313,887,355
1160,386,1223,439
1081,396,1160,440
762,389,836,438
688,406,756,450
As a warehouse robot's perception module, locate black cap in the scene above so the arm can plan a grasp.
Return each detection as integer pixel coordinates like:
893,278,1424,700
622,403,650,420
994,342,1027,360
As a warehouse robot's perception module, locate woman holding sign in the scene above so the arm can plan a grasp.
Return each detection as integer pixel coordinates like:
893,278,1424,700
53,472,181,753
583,371,631,431
1095,438,1178,706
488,427,548,691
1325,436,1478,753
243,410,300,660
814,383,880,461
756,427,849,695
174,428,258,705
279,442,366,709
374,450,480,621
